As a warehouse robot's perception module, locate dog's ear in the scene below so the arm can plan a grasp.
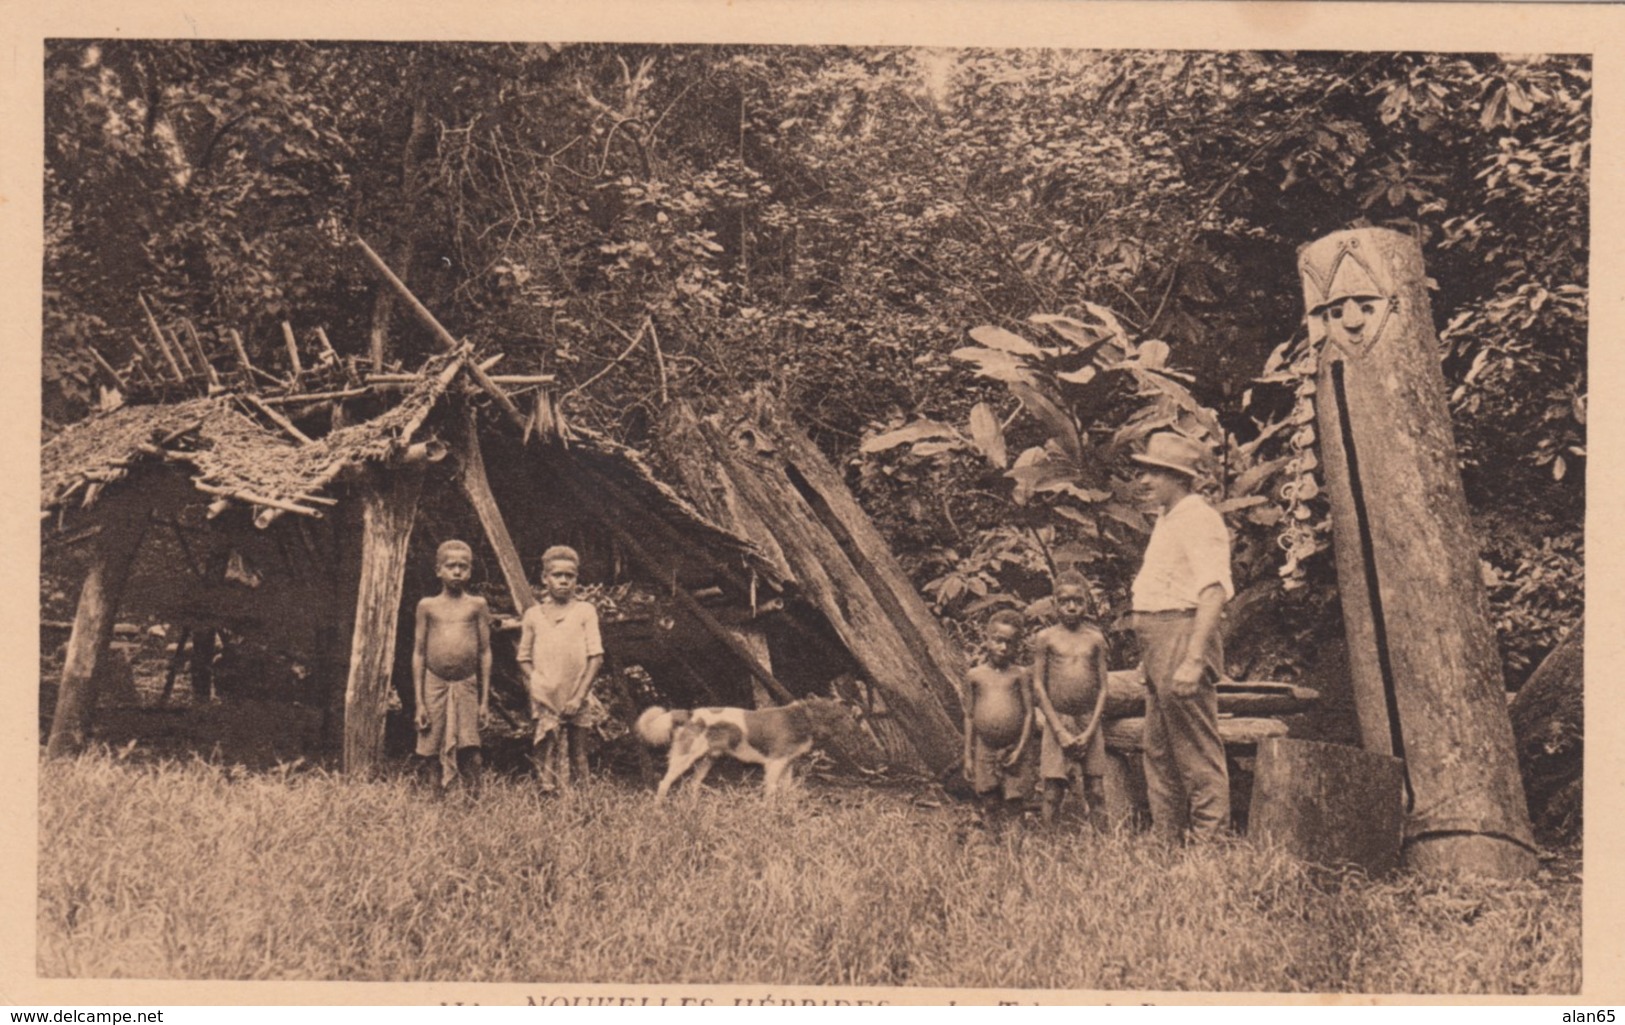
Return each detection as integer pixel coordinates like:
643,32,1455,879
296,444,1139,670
671,710,692,727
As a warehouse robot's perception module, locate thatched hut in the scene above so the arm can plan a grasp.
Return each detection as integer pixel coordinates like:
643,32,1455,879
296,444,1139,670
40,347,967,776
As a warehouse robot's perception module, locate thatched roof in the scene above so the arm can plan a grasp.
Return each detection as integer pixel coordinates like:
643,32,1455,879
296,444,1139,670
40,352,783,586
42,353,456,517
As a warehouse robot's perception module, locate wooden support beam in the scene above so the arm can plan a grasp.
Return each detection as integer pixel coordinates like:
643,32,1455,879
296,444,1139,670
353,236,528,431
261,387,371,406
190,481,323,518
182,321,221,390
225,328,261,393
241,392,316,445
138,294,186,382
166,327,197,377
281,321,304,384
45,508,148,757
85,346,126,391
457,410,536,614
343,464,425,775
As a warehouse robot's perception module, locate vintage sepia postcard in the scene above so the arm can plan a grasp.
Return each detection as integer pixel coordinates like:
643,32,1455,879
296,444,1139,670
3,0,1620,1008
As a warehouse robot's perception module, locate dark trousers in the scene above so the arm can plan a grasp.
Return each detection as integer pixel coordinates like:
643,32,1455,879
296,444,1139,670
1135,610,1230,842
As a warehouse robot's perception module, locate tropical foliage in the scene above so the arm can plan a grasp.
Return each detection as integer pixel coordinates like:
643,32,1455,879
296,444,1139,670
43,44,1586,687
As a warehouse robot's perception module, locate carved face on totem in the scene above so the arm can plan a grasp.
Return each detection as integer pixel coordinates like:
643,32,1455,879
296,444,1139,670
1300,239,1396,357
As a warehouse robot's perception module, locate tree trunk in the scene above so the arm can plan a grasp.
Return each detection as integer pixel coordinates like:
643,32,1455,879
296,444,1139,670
46,510,148,757
458,410,535,614
1300,227,1536,878
343,464,424,775
1509,621,1583,844
672,405,964,773
1101,668,1318,718
1249,737,1406,877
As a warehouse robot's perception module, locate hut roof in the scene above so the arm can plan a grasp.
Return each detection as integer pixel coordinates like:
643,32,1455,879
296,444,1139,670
41,354,781,584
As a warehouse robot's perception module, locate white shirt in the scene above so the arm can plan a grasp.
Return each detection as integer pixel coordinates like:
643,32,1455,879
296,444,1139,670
1131,493,1235,612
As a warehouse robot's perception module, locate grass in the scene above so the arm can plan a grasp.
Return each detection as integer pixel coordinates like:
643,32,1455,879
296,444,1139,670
38,749,1579,993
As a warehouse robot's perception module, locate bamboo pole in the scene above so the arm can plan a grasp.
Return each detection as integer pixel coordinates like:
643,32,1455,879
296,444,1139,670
240,393,316,445
85,347,126,391
182,321,221,389
166,327,197,377
352,237,528,431
261,387,372,406
281,321,304,383
138,294,186,382
190,481,323,518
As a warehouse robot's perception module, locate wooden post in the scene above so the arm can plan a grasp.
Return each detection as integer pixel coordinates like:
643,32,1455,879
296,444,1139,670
1249,738,1406,878
456,411,536,614
281,321,304,384
1299,228,1536,878
45,511,148,757
342,464,424,775
138,294,186,383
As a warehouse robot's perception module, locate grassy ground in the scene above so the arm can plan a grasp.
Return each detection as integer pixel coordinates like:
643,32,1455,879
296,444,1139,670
38,750,1579,992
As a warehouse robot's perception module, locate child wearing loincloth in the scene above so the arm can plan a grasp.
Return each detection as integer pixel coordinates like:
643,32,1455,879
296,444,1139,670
962,609,1037,831
1032,571,1111,830
412,540,492,789
517,545,605,790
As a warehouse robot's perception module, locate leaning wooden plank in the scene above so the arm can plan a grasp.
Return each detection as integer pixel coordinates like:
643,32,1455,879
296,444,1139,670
224,328,263,393
343,464,425,775
166,327,197,377
45,508,148,757
762,411,968,720
692,415,961,772
353,236,528,431
457,410,536,614
85,346,126,391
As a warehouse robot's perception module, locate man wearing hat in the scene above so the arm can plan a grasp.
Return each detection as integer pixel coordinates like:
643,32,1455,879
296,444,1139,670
1130,431,1234,843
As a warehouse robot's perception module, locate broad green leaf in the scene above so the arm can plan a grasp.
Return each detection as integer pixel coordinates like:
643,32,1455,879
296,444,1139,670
968,324,1044,357
951,346,1036,386
969,401,1008,468
1009,381,1083,461
860,419,962,454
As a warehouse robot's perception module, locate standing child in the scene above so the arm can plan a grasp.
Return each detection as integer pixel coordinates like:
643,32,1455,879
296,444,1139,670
962,609,1037,831
413,540,492,790
517,545,604,790
1032,571,1111,830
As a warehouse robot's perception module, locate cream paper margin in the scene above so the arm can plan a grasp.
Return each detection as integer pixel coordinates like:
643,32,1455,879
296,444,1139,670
0,0,1616,1007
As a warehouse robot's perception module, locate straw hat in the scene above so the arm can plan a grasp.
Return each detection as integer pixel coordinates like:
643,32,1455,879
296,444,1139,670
1130,432,1207,478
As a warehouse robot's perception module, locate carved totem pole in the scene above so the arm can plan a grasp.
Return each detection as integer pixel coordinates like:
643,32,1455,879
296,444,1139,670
1298,228,1536,879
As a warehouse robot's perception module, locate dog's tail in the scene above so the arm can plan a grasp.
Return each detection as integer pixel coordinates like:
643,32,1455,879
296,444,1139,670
635,706,678,748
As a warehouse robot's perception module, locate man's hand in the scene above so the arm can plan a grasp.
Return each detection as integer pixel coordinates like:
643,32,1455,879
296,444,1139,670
962,750,975,783
1171,657,1207,699
415,706,430,732
478,705,491,730
1002,741,1026,768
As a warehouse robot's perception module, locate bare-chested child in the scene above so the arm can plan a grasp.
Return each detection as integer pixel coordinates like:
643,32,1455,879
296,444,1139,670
1033,571,1110,830
413,540,492,789
517,545,604,791
962,609,1037,830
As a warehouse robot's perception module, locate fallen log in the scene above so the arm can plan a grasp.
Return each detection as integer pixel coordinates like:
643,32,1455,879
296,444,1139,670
1103,668,1319,718
1101,715,1289,755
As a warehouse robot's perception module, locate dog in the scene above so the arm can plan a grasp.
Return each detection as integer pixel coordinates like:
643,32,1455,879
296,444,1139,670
634,697,852,798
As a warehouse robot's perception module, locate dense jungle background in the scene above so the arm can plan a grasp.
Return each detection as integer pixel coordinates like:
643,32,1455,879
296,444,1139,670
43,42,1586,829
